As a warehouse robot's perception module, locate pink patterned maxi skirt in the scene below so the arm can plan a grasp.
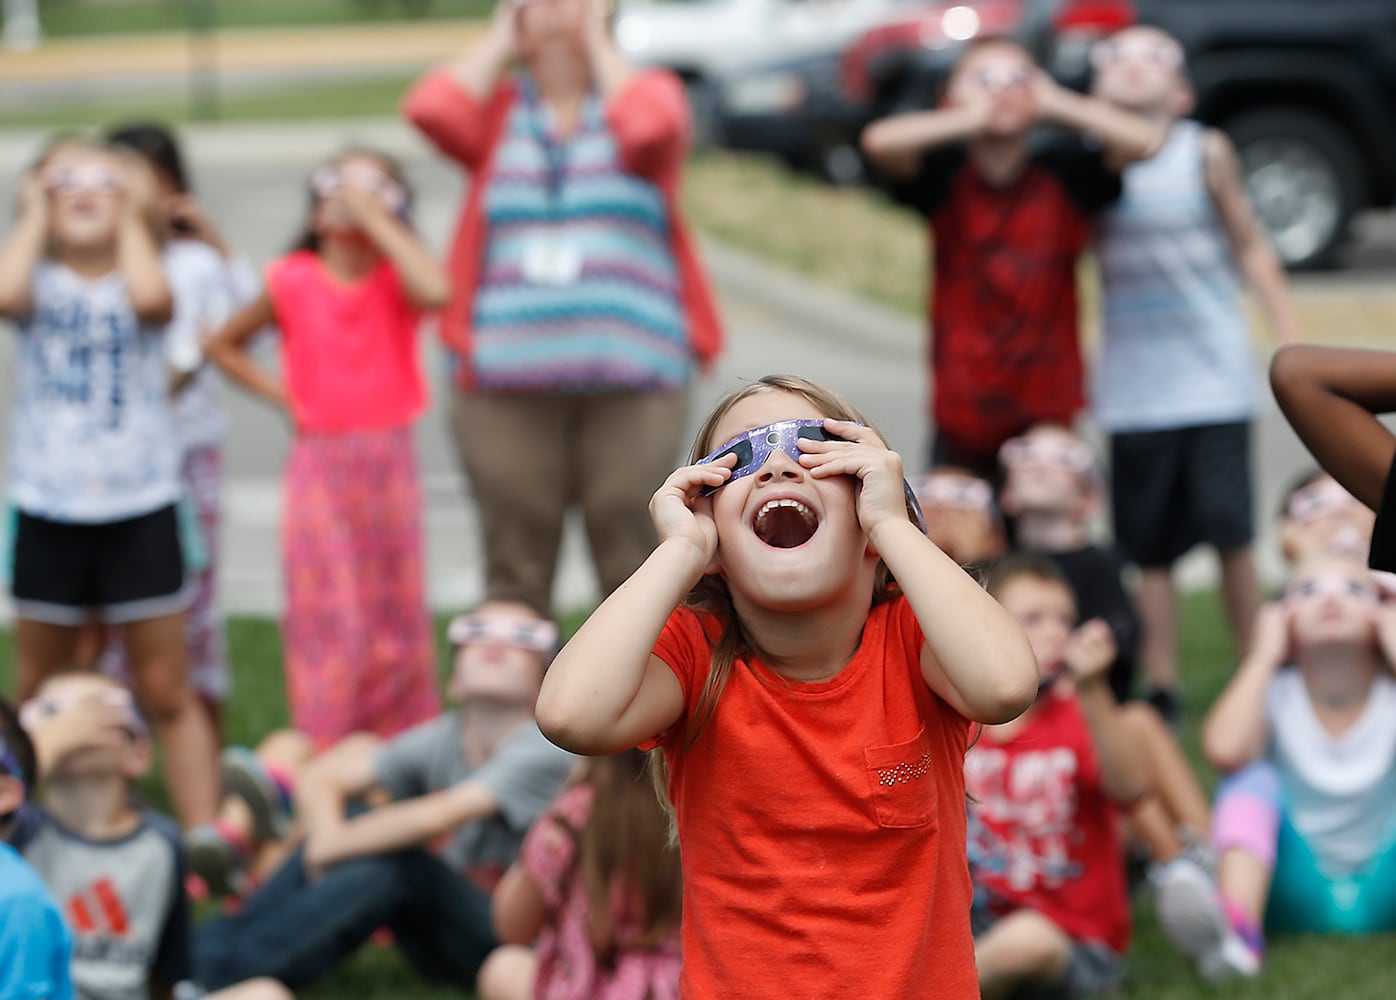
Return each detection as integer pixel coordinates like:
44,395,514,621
282,426,441,748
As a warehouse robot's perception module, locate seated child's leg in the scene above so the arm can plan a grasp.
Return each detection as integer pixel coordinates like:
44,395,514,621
13,618,81,699
387,849,499,989
476,945,537,1000
974,909,1073,1000
1213,762,1281,952
1120,704,1211,844
1350,827,1396,933
125,611,220,827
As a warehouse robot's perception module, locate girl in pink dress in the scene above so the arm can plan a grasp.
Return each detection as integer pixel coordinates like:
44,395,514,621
479,749,682,1000
207,149,450,748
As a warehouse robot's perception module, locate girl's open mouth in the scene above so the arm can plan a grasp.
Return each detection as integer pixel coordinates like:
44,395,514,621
753,498,819,549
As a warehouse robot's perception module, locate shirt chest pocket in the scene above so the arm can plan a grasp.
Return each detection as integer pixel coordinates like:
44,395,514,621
864,726,938,829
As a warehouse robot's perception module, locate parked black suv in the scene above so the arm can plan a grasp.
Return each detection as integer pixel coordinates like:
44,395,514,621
718,0,1396,269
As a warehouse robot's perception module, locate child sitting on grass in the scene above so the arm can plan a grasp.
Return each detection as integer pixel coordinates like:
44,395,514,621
1278,470,1377,567
478,748,682,1000
1203,557,1396,971
190,601,577,995
912,467,1007,569
16,672,192,1000
967,555,1149,999
998,423,1140,703
0,694,73,1000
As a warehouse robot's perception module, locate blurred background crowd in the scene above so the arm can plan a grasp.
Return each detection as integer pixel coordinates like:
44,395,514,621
0,1,1394,999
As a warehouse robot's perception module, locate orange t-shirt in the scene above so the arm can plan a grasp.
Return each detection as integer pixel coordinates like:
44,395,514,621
647,595,979,1000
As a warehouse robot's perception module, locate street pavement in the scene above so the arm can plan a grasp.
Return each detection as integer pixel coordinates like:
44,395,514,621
0,118,1391,621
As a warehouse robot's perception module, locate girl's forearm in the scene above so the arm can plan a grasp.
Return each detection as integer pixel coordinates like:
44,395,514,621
1076,680,1150,804
535,537,700,750
357,211,452,309
862,106,983,167
0,212,48,318
117,217,173,324
872,520,1038,723
1201,657,1276,771
1043,88,1160,163
1242,241,1299,345
208,340,288,410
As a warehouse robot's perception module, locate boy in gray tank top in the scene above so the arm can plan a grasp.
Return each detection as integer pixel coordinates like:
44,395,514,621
1091,26,1300,726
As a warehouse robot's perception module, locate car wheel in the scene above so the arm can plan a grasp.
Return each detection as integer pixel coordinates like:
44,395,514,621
1223,108,1367,270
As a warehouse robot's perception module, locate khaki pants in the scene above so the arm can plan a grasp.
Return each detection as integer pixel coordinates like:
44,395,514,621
449,388,691,616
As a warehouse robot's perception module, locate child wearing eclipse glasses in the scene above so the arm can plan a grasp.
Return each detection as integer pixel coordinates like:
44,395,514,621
861,38,1159,479
188,601,575,994
0,134,221,831
206,148,451,750
1202,556,1396,974
1090,24,1300,732
13,672,196,1000
537,374,1040,999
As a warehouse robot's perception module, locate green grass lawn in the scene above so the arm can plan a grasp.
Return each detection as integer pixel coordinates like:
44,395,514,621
35,0,492,38
2,593,1392,998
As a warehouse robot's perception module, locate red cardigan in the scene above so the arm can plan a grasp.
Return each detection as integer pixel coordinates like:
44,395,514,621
402,68,724,390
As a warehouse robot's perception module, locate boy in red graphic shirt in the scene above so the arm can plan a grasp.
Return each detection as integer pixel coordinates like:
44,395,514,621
862,39,1159,476
967,554,1150,998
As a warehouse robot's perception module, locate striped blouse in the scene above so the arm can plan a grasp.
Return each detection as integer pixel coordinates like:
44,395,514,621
473,84,690,393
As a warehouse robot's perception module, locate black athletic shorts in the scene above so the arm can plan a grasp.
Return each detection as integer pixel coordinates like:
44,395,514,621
1110,421,1254,569
11,504,187,625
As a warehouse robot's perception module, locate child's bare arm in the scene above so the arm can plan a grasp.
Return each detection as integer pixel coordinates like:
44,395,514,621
304,780,498,875
1270,345,1396,510
493,861,549,944
1204,128,1299,345
1202,604,1287,771
0,176,48,321
860,104,988,179
337,188,451,310
1066,620,1150,805
296,734,383,846
797,420,1037,723
206,292,290,412
116,169,174,325
1035,74,1161,168
536,459,736,754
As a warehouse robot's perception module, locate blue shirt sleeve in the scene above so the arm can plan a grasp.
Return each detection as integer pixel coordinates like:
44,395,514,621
0,896,75,1000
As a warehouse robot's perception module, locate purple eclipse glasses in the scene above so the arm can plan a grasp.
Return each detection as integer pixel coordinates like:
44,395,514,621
698,419,927,532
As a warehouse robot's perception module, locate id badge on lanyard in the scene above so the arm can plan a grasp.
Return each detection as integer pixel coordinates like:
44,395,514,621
520,88,584,288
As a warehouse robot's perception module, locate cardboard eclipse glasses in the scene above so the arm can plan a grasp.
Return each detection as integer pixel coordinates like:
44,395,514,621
698,419,927,532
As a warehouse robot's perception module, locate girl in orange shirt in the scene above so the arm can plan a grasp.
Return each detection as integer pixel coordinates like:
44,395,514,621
537,374,1039,999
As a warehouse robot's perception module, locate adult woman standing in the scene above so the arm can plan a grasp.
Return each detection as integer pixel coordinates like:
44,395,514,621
404,0,722,618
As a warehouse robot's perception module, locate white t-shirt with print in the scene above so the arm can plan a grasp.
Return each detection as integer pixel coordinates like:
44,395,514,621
1266,669,1396,876
8,261,181,523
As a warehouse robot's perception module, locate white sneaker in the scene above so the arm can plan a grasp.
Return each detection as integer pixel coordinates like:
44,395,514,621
1150,856,1259,980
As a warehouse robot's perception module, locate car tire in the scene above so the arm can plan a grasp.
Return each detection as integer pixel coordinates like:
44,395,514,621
1222,108,1367,270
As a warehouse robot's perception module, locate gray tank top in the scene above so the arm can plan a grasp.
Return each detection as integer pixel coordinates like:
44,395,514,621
1094,120,1258,433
